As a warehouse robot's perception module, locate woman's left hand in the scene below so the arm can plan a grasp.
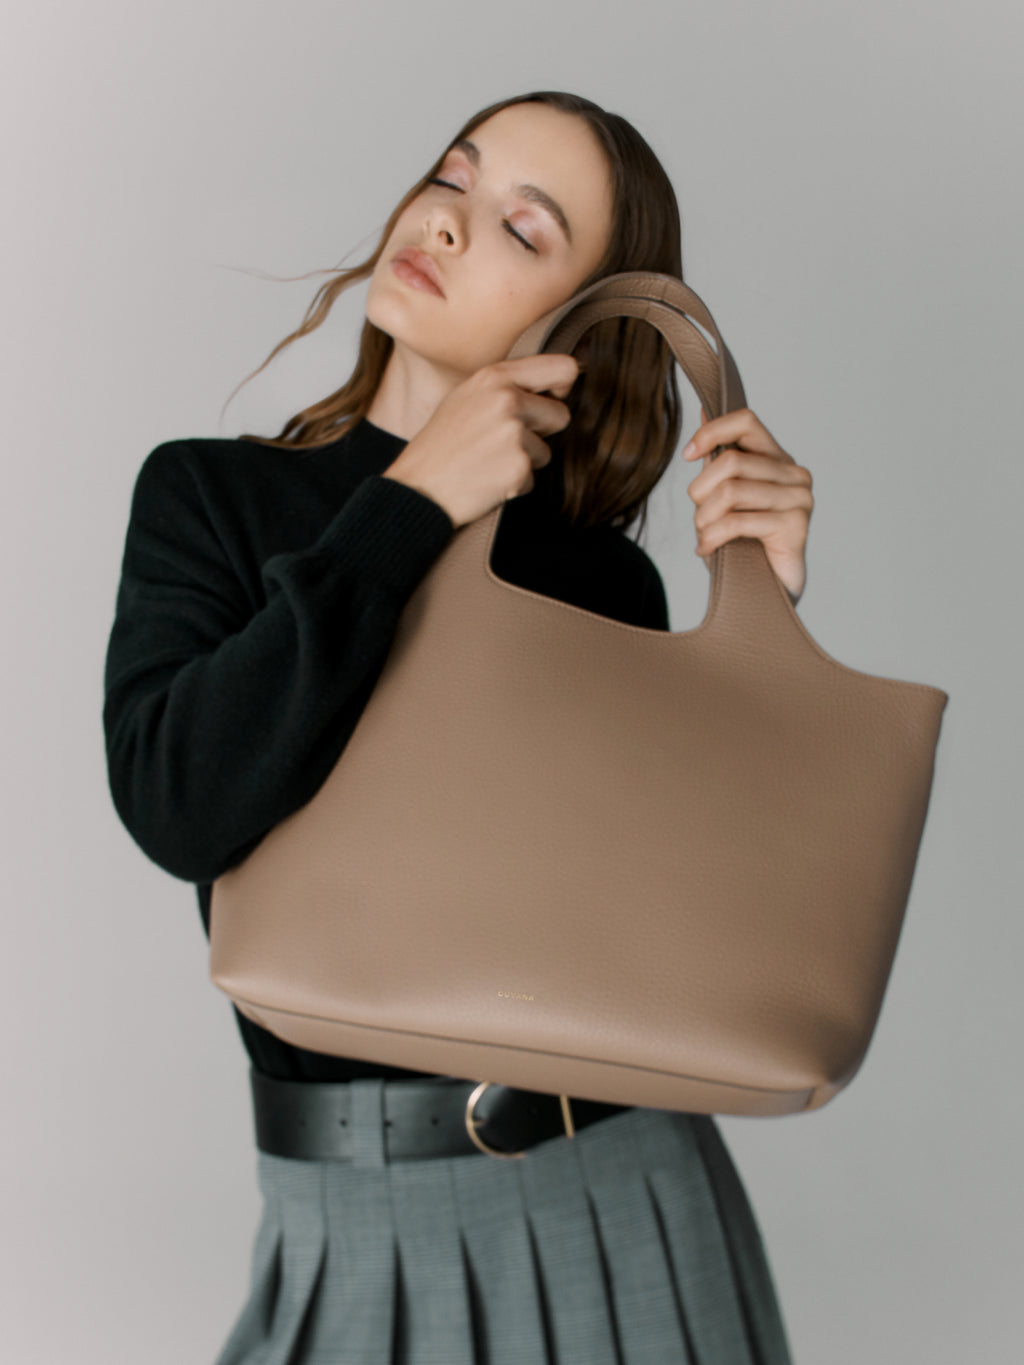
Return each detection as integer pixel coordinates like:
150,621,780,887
683,407,813,605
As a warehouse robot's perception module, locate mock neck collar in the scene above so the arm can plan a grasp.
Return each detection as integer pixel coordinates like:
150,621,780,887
312,415,408,483
358,415,409,448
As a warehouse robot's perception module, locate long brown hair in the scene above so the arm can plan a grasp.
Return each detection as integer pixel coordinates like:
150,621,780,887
226,91,685,540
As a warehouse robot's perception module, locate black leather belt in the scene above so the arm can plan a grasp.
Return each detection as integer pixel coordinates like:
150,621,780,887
250,1067,633,1162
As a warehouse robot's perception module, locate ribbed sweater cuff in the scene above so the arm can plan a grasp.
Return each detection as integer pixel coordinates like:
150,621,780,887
312,472,456,593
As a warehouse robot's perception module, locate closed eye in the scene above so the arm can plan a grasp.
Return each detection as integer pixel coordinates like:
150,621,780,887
426,177,538,253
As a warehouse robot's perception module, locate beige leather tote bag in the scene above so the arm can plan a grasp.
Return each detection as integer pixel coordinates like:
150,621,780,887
210,272,948,1116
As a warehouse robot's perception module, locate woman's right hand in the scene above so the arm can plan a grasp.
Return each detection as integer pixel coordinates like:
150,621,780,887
379,354,581,529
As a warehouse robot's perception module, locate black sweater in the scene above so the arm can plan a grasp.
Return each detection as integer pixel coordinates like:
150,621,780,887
103,416,671,1083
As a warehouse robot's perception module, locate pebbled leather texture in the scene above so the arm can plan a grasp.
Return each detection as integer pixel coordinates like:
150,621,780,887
210,271,949,1117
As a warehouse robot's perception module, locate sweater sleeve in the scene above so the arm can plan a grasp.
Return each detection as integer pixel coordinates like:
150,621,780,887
103,441,456,884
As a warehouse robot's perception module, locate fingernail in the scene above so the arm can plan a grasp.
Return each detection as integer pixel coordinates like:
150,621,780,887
682,440,697,459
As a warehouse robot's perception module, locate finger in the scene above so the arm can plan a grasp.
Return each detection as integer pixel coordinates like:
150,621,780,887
497,352,581,399
521,428,554,470
517,387,573,437
688,406,786,455
693,477,814,533
688,450,812,503
692,447,809,487
695,506,812,557
682,406,786,460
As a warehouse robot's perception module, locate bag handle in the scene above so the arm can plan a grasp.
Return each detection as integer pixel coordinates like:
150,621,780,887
495,270,793,632
506,269,746,422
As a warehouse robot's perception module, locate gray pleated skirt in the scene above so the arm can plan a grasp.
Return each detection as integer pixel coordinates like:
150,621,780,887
213,1079,793,1365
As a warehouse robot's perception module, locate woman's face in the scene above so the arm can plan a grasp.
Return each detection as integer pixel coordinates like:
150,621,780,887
366,103,615,384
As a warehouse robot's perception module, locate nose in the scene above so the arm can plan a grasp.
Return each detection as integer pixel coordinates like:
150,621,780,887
425,200,462,250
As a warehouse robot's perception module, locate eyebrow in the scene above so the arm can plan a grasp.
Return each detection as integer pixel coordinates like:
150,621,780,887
448,138,574,246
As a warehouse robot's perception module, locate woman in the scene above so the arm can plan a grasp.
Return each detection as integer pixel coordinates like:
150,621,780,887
104,90,812,1364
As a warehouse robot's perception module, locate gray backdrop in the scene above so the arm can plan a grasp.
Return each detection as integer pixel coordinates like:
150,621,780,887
3,1,1020,1361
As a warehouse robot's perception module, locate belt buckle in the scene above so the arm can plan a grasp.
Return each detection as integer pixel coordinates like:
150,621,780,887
464,1081,576,1160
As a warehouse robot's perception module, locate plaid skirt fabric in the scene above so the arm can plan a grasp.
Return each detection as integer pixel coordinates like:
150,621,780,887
213,1079,793,1365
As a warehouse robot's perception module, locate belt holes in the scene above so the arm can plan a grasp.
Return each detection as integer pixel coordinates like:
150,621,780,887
431,1116,439,1125
338,1118,347,1126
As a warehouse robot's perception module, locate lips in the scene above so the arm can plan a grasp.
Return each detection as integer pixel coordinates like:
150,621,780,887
392,246,445,297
